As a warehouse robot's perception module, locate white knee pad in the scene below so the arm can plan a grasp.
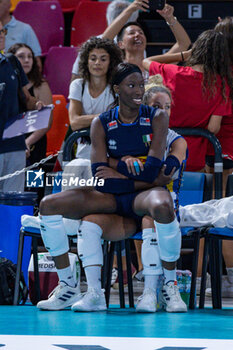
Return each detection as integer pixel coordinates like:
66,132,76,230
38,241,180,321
63,218,81,236
155,218,181,262
142,228,163,276
40,215,69,257
77,221,103,268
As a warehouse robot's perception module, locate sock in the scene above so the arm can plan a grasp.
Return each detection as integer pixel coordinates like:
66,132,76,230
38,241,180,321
57,265,76,288
226,267,233,283
144,275,159,292
85,266,102,292
163,268,176,285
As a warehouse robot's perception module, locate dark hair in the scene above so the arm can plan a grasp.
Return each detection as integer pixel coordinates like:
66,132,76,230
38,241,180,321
78,36,123,84
111,62,142,106
8,43,44,87
215,17,233,65
186,29,233,101
117,21,145,42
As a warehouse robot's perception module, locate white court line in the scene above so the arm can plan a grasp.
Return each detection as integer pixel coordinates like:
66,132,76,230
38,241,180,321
1,335,233,350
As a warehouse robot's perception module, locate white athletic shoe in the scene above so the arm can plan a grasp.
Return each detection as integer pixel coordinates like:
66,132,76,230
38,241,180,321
159,282,187,313
205,276,233,298
196,273,211,295
37,283,81,310
136,288,157,313
71,288,107,312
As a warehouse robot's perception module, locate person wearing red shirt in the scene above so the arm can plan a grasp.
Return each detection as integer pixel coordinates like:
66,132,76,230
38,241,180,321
143,29,233,171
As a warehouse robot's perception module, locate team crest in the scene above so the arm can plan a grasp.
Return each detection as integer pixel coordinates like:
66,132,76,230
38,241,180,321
107,120,118,131
140,117,151,126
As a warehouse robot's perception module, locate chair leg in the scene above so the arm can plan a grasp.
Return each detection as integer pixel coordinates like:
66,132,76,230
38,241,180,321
125,239,134,308
209,238,218,309
32,236,40,303
105,241,115,307
189,231,200,309
199,236,209,309
102,241,109,289
13,229,25,305
116,241,125,308
213,238,222,309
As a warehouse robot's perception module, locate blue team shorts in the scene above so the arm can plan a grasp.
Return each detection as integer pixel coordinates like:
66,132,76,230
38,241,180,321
114,191,142,229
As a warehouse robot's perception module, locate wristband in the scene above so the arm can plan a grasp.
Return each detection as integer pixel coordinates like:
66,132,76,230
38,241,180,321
91,162,109,176
164,155,180,175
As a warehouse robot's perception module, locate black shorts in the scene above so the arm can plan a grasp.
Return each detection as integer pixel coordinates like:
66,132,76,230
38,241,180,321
205,155,233,170
114,191,142,230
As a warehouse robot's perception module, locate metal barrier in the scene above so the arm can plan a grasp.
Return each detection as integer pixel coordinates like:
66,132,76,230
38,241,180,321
63,127,223,199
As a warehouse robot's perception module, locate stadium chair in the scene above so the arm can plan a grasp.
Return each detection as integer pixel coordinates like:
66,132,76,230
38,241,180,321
70,1,110,46
10,0,31,12
199,174,233,309
46,95,69,156
43,46,77,100
13,1,64,55
38,0,88,13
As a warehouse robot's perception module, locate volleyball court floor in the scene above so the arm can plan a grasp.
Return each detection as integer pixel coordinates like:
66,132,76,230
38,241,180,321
0,280,233,350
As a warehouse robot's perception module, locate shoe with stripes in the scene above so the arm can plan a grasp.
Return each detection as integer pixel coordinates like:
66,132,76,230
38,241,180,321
37,282,81,310
159,281,187,313
71,288,107,312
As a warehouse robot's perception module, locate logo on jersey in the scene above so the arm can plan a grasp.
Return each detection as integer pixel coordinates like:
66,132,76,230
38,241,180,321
140,117,151,126
142,133,153,146
107,120,118,131
108,139,117,150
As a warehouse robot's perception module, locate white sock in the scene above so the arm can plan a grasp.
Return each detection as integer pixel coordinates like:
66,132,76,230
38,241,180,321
144,275,159,292
57,265,76,288
85,266,102,292
163,268,176,285
226,267,233,283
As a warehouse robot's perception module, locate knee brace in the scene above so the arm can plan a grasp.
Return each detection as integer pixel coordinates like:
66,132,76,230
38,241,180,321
155,218,181,262
142,228,163,276
40,215,69,257
63,218,81,236
77,221,103,268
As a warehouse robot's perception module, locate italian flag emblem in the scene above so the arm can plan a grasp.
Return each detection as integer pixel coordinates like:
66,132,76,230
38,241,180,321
142,134,153,145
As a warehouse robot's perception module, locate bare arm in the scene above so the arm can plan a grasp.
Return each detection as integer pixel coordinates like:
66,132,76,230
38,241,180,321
102,0,149,40
69,99,99,131
169,137,187,163
142,49,192,71
207,115,223,134
157,4,191,53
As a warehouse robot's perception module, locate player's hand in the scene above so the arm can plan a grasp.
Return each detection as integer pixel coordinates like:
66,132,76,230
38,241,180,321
153,165,175,186
157,4,174,22
35,100,44,110
121,156,144,175
96,166,127,179
130,0,149,12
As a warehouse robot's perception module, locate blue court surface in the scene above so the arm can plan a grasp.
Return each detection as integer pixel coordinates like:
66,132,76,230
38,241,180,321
1,305,233,349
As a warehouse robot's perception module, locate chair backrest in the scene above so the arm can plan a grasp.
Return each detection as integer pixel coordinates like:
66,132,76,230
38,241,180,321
43,46,77,99
46,95,69,156
70,1,110,46
38,0,88,13
179,172,212,206
10,0,31,12
14,1,64,55
226,174,233,197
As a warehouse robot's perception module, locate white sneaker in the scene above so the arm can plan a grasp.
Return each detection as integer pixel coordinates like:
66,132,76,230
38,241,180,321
205,276,233,298
159,282,187,313
196,273,211,295
71,288,107,312
136,288,157,313
37,283,81,310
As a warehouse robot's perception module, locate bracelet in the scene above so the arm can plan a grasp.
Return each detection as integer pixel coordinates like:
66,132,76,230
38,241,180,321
166,16,177,26
181,51,184,62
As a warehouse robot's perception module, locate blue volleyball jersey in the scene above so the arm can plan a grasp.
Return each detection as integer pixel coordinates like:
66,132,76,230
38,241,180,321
99,104,157,159
98,104,187,213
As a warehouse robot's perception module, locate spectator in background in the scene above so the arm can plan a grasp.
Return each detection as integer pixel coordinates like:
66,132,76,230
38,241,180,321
143,29,233,172
0,21,43,192
68,36,122,160
8,43,53,167
71,0,138,82
0,0,42,69
102,0,191,81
